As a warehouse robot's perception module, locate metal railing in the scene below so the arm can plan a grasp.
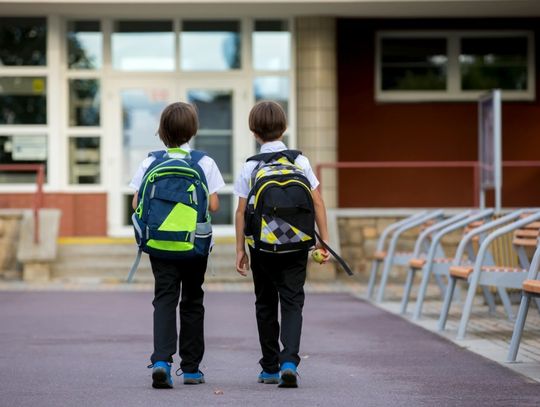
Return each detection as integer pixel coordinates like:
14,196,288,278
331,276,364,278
0,164,45,244
315,160,540,208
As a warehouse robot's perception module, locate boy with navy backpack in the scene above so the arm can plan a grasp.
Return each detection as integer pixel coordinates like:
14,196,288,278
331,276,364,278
234,101,330,388
130,102,224,389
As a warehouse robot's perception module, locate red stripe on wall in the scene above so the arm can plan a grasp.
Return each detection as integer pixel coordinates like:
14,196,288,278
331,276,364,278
0,193,107,236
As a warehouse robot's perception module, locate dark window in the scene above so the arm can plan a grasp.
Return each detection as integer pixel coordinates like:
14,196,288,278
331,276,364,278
381,38,447,90
0,77,47,125
0,17,47,66
69,79,100,126
460,37,528,90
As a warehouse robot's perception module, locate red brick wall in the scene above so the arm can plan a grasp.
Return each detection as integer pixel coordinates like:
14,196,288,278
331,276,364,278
0,193,107,236
337,18,540,208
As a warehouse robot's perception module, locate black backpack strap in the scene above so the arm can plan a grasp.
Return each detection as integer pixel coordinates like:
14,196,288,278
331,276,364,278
246,149,302,164
314,230,354,276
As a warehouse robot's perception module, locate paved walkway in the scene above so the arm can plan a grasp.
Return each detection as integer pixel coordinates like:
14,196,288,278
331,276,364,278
366,282,540,382
1,291,539,406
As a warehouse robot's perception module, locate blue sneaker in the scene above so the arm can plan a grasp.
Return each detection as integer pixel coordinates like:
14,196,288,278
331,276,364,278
150,361,173,389
278,362,298,388
258,371,279,384
182,371,205,385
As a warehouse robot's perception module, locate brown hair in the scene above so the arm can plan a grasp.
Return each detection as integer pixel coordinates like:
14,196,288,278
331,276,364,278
248,100,287,142
158,102,198,147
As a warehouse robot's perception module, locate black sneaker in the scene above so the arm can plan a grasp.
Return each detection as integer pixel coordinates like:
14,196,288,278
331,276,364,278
278,362,298,388
150,362,173,389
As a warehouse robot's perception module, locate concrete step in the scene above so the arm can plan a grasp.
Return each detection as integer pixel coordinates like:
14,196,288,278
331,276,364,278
52,240,243,283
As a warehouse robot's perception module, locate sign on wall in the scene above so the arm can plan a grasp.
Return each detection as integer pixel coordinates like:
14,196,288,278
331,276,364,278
478,90,502,212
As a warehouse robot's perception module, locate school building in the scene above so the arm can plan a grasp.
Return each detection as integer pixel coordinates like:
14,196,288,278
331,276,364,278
1,0,540,238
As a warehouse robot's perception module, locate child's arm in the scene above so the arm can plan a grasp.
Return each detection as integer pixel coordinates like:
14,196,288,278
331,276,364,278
312,188,331,262
235,197,250,276
132,193,138,210
209,193,220,212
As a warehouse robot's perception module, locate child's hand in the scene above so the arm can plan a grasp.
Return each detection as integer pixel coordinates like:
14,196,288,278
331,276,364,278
315,242,331,263
236,250,250,276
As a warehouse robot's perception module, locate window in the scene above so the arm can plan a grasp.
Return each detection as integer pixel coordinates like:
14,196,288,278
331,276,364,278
0,135,47,183
254,76,290,115
377,31,534,101
0,17,47,66
68,137,100,184
181,21,241,71
253,20,291,70
211,194,233,225
380,38,447,91
67,21,102,70
69,79,100,127
112,21,174,71
188,90,233,182
0,77,47,125
120,89,168,185
460,37,528,91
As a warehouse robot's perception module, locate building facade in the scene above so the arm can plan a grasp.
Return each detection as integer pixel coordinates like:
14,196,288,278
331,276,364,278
1,1,539,237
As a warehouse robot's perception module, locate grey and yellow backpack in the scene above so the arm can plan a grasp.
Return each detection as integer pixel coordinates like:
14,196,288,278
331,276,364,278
127,149,212,282
244,150,315,253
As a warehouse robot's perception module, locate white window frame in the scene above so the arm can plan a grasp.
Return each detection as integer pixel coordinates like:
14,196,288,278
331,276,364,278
59,15,295,235
0,15,295,234
0,15,59,193
375,30,535,102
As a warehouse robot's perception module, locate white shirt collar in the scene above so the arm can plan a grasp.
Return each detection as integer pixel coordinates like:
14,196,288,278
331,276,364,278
260,140,286,153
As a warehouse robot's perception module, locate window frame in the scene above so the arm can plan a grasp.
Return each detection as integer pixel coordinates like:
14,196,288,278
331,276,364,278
0,15,56,193
0,15,296,234
375,30,536,102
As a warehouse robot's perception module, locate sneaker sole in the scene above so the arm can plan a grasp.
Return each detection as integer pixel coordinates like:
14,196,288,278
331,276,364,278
278,369,298,388
258,377,279,384
152,369,173,389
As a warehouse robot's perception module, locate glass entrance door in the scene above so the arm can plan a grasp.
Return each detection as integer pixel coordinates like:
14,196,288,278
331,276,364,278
180,80,250,232
108,79,250,236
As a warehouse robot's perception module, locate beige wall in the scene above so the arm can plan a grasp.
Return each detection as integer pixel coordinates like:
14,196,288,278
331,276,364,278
296,16,338,208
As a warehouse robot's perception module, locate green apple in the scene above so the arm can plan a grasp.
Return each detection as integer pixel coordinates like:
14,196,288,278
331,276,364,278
312,249,325,264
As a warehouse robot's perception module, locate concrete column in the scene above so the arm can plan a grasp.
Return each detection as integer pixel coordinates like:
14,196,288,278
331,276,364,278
296,17,338,208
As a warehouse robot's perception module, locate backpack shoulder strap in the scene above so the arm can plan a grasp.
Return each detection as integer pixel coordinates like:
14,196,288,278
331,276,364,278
148,150,167,159
189,150,207,165
246,149,302,164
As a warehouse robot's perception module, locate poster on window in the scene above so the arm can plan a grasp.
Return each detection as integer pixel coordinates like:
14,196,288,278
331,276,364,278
12,135,47,161
478,90,502,190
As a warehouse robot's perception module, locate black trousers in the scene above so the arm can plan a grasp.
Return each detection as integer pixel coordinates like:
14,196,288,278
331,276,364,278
149,255,207,373
249,248,308,373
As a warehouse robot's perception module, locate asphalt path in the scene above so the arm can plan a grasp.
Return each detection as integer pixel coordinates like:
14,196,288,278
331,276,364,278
0,291,539,406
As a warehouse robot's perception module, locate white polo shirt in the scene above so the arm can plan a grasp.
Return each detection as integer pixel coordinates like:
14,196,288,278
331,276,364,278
129,143,225,194
233,140,320,198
